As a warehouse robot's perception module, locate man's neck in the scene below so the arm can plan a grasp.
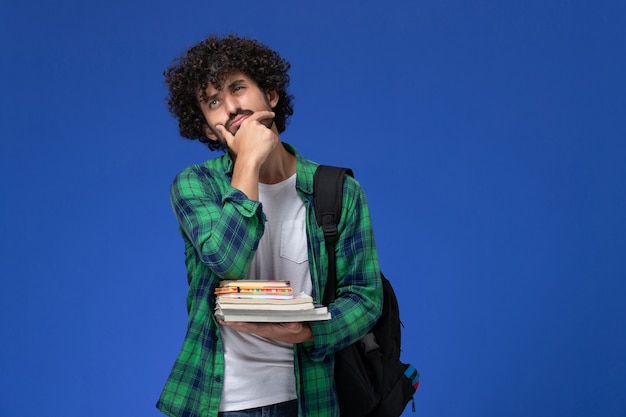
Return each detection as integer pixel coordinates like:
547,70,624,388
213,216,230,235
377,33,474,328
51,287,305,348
257,142,297,184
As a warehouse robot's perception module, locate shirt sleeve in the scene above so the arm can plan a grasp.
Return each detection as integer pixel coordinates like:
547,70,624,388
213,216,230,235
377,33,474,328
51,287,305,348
170,166,265,280
307,177,383,360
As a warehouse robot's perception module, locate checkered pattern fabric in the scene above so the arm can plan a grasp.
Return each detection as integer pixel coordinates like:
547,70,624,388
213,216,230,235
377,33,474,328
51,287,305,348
157,144,382,417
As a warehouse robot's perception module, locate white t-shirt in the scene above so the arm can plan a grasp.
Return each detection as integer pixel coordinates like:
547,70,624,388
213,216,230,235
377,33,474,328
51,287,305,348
219,174,312,411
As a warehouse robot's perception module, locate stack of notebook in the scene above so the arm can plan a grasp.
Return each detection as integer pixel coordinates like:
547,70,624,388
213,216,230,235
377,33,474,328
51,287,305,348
214,280,331,322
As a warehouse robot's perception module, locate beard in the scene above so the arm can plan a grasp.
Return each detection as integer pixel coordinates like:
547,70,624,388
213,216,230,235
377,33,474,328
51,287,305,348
225,109,254,132
208,108,275,150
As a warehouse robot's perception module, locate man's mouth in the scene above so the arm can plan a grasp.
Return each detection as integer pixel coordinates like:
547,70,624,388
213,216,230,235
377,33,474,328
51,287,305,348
226,110,253,132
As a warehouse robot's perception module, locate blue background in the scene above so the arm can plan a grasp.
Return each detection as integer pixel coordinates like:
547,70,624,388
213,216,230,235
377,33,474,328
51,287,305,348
1,1,625,416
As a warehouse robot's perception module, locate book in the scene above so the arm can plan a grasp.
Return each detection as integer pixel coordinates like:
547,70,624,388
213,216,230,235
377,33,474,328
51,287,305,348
218,280,291,288
217,292,314,308
215,305,331,322
215,280,293,295
215,293,297,301
214,281,330,322
214,287,293,295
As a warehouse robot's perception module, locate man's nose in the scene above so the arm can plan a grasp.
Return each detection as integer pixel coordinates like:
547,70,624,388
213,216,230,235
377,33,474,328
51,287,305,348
223,94,239,114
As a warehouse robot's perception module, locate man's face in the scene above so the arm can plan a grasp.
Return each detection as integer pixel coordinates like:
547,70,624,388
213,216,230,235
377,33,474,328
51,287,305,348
197,72,278,148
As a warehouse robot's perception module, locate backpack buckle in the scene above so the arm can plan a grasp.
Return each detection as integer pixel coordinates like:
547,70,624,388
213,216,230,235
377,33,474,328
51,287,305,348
321,213,338,241
322,224,337,238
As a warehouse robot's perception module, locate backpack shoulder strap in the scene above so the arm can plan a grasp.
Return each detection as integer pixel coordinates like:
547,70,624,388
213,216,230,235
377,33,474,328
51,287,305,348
313,165,353,306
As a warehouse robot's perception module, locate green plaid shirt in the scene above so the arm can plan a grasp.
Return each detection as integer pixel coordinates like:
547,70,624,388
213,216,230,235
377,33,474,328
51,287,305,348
157,144,382,417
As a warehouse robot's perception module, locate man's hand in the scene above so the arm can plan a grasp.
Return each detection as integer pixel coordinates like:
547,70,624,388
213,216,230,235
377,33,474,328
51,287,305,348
216,110,277,165
216,110,277,200
220,320,314,344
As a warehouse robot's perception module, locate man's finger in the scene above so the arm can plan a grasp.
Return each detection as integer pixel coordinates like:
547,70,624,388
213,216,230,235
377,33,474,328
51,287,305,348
215,124,234,146
247,111,275,128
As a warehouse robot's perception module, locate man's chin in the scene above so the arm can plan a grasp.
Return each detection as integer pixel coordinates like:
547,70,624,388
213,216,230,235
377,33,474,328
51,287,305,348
217,137,229,150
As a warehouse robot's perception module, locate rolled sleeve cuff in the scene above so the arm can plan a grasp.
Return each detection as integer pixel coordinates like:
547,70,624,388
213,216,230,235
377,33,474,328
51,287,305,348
222,187,262,218
303,321,333,361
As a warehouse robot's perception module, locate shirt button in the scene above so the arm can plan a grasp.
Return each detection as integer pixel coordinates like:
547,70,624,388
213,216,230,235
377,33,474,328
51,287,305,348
215,376,222,383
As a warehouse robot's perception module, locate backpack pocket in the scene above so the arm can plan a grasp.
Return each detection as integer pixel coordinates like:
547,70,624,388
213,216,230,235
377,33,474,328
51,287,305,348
372,362,418,417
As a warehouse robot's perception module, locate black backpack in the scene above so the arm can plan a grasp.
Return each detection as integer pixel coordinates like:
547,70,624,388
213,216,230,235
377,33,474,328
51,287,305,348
314,165,420,417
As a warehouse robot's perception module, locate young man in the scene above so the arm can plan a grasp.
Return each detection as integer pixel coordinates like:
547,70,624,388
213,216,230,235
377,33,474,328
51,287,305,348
157,34,382,417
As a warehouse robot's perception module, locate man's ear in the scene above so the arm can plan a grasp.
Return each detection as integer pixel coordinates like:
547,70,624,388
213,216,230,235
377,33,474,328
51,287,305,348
267,90,279,108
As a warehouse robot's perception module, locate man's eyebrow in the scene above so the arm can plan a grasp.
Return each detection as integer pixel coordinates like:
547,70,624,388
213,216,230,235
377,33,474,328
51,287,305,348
197,89,218,103
228,79,246,89
205,92,219,101
199,79,247,102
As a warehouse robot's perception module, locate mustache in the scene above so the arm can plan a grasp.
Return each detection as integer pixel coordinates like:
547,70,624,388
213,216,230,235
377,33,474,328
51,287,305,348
225,109,254,131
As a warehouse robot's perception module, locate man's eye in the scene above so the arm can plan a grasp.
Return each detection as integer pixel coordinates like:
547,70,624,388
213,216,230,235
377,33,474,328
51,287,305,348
209,99,219,108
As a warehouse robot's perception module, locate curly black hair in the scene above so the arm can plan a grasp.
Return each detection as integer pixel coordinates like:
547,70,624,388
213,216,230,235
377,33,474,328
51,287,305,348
164,34,294,151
